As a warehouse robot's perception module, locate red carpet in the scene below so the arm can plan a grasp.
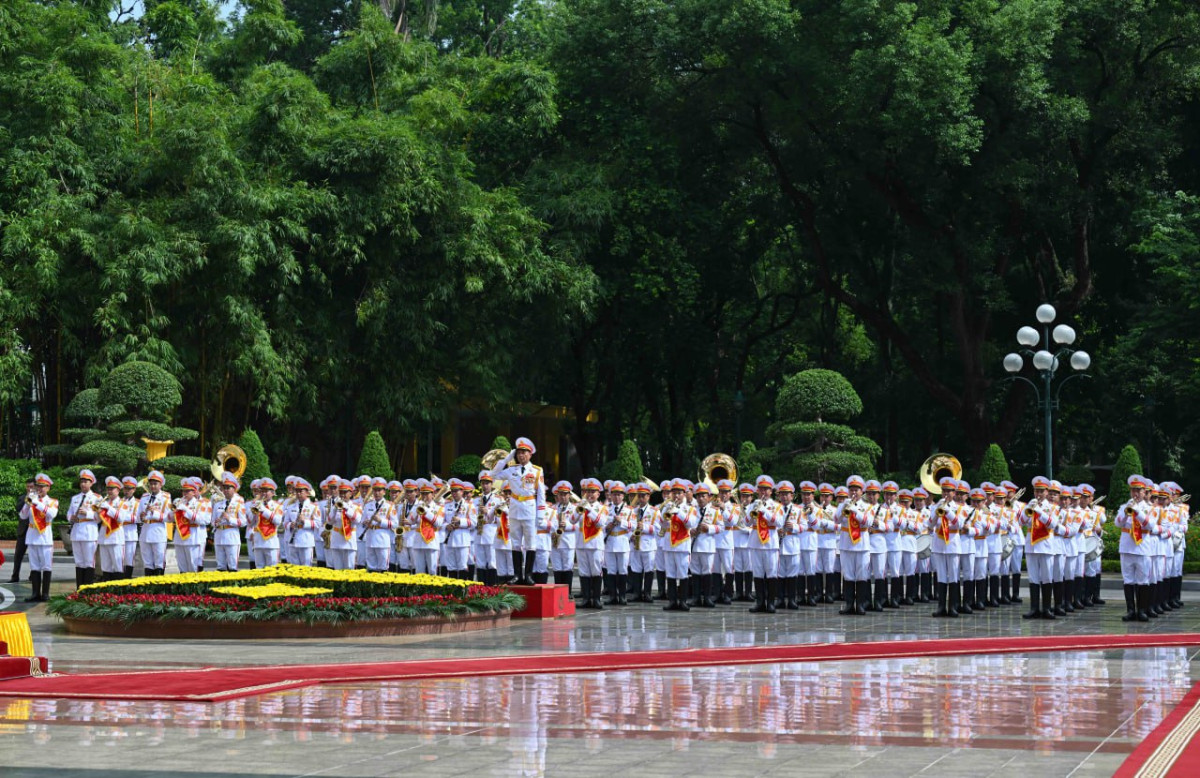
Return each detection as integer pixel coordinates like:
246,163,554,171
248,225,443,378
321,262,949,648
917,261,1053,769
0,632,1196,703
1115,681,1200,778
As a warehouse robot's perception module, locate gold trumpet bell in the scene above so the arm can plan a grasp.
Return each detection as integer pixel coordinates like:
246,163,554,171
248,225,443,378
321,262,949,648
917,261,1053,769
919,453,961,496
211,444,248,481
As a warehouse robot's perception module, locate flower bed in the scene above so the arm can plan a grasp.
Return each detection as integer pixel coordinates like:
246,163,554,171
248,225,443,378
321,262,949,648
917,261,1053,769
48,564,524,627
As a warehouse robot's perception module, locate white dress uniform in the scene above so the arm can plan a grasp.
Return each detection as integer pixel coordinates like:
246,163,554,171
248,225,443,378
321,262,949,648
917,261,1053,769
172,495,212,574
490,446,546,582
211,494,248,571
288,497,320,567
137,491,171,572
628,503,656,575
23,493,58,574
249,498,283,568
441,498,476,575
777,501,800,580
549,502,578,579
472,494,498,577
490,494,514,578
658,500,697,610
359,498,396,572
67,490,101,573
575,499,609,578
120,489,140,574
1116,488,1157,619
603,502,633,577
96,494,126,577
835,497,871,581
407,501,444,575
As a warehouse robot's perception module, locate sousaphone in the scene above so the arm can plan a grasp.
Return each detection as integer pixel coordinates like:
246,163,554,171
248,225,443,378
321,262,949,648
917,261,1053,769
699,452,738,492
919,453,962,496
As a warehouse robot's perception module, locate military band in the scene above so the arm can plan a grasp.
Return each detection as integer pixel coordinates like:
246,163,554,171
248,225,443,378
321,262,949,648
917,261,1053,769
11,443,1191,628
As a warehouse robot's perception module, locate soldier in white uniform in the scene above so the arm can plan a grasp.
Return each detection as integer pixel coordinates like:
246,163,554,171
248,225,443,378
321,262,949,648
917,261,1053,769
549,481,578,593
746,475,782,614
1021,476,1062,619
950,480,975,614
930,476,965,618
837,476,872,616
712,480,736,604
407,480,443,575
862,480,887,611
1116,475,1156,621
603,483,631,602
22,473,59,601
912,487,934,602
880,481,905,608
118,476,140,578
966,487,992,610
775,481,801,609
358,477,392,573
576,478,609,609
248,477,282,568
489,437,546,586
442,480,477,579
1149,483,1172,616
816,483,839,602
659,479,697,612
492,483,514,582
732,483,755,601
171,477,211,574
627,483,656,602
137,471,170,576
67,469,101,588
687,483,719,608
211,472,248,572
96,476,127,581
1165,482,1186,609
1001,481,1025,604
288,478,320,567
473,474,499,583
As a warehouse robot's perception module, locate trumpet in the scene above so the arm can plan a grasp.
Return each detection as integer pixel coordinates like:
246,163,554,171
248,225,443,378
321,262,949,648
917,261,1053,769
1023,505,1037,519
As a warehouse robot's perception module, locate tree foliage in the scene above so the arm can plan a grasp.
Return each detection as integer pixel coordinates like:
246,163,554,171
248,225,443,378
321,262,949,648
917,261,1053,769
761,370,879,482
1109,445,1144,507
977,444,1012,485
236,428,272,491
356,431,394,481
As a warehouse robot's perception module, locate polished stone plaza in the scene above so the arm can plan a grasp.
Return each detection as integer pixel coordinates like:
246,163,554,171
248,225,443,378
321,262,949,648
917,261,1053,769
1,560,1198,777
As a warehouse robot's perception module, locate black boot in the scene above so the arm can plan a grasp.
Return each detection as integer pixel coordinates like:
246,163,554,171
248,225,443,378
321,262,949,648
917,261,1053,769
718,574,734,605
524,552,536,586
1041,583,1056,619
750,578,768,613
932,582,949,617
920,572,933,603
855,578,869,615
957,581,973,614
999,574,1012,604
767,578,780,613
708,573,722,606
1172,576,1183,609
1062,579,1076,613
1076,576,1089,608
839,580,858,615
973,578,987,610
39,571,52,601
1010,574,1023,604
822,572,836,603
593,576,606,610
637,572,651,602
948,582,962,617
901,574,916,606
988,575,1001,607
1092,576,1106,606
74,567,83,589
832,573,843,600
784,577,799,610
1121,584,1138,622
656,570,668,600
1136,584,1151,622
124,565,134,580
24,571,41,602
618,574,630,604
1022,583,1042,619
510,551,525,585
868,579,885,612
886,577,901,607
1052,581,1067,616
1150,581,1164,616
805,574,819,606
663,579,680,611
733,570,746,601
699,574,716,608
606,573,620,605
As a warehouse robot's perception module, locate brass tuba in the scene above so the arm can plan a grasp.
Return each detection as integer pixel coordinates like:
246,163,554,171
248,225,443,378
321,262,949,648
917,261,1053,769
211,443,248,481
699,453,738,492
919,453,962,496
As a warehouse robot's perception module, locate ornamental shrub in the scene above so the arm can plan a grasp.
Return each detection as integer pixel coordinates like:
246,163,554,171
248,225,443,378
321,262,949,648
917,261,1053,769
98,361,183,420
737,441,763,484
237,429,273,491
611,440,644,484
450,454,483,481
774,369,863,423
1057,464,1095,486
1109,444,1143,508
976,444,1012,485
490,435,512,451
356,431,394,480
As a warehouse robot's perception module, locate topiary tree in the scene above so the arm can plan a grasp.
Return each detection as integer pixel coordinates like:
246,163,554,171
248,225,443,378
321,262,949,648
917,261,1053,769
760,369,879,483
490,435,512,452
237,429,272,492
737,440,763,484
1109,444,1144,507
450,454,483,481
1057,464,1095,486
59,360,200,483
610,440,644,484
356,430,395,480
976,443,1012,485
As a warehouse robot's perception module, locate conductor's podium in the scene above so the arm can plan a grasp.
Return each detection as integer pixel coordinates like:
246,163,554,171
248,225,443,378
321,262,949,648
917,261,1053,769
505,584,576,619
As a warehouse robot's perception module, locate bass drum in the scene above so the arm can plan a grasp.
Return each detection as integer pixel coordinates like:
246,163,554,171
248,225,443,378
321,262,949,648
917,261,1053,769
915,534,933,560
1083,535,1103,563
1001,535,1017,561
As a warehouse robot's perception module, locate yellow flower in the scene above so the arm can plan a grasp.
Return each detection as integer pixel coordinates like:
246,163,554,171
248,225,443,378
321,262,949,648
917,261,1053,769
78,563,472,592
211,584,334,599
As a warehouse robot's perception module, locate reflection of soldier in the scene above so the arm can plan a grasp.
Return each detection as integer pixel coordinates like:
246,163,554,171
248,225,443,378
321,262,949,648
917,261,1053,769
506,674,546,777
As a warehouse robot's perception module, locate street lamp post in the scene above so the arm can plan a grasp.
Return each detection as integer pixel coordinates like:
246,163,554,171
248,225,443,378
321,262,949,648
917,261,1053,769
1002,304,1092,480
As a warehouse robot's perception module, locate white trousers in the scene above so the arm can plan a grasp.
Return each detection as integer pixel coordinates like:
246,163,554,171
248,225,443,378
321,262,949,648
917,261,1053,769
578,549,604,577
901,551,917,576
1066,554,1084,579
28,545,53,572
1173,550,1185,577
124,540,138,568
664,551,690,580
175,544,199,573
1085,556,1102,576
778,553,799,578
98,544,124,574
72,540,97,568
1007,544,1024,575
140,540,166,570
441,547,469,571
365,547,391,572
885,550,901,577
932,553,959,583
1120,554,1149,585
957,554,973,579
870,551,887,579
550,547,575,572
750,549,779,579
630,549,655,574
496,550,513,576
972,555,987,580
254,548,281,568
533,549,550,574
1027,554,1053,585
473,544,495,570
715,547,734,575
690,551,714,575
734,548,752,572
798,550,817,576
817,548,837,574
291,547,314,567
410,549,436,574
841,550,870,581
215,544,240,571
510,519,535,552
